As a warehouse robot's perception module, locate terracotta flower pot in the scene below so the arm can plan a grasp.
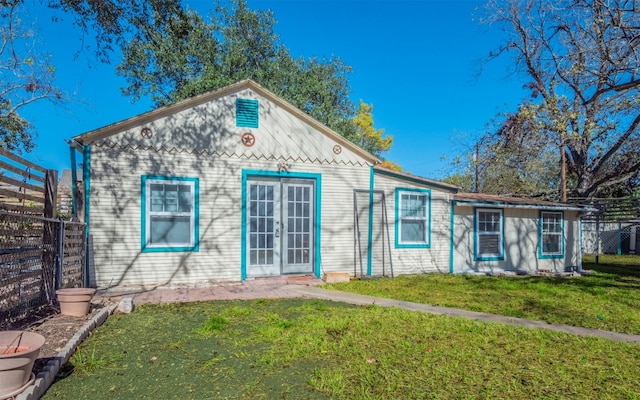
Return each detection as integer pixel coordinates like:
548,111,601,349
56,288,96,317
0,331,45,399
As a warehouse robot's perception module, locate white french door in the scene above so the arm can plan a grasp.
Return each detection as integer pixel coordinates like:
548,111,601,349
246,178,315,277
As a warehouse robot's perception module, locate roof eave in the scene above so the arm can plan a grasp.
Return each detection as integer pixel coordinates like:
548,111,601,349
453,199,588,212
373,166,461,192
71,79,380,165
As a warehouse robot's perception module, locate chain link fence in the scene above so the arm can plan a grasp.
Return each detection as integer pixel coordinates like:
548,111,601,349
582,220,640,256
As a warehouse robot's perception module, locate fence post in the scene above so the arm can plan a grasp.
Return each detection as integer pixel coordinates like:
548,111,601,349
595,215,600,264
617,221,622,256
56,219,65,290
42,169,58,302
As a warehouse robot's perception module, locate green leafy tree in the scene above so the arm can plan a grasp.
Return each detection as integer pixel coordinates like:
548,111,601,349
1,0,185,152
117,0,369,149
442,173,472,191
479,0,640,199
351,100,392,158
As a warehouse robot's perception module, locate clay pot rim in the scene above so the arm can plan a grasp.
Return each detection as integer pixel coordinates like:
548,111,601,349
0,331,45,359
56,288,96,296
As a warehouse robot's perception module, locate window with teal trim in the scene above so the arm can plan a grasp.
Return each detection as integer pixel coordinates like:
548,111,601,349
236,98,259,128
396,189,429,247
540,211,564,258
142,176,199,252
475,208,503,260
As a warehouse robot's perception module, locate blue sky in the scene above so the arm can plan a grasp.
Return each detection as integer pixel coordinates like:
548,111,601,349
21,0,529,179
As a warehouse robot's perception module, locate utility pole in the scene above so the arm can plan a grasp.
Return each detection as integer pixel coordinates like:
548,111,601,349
560,144,567,202
474,142,479,193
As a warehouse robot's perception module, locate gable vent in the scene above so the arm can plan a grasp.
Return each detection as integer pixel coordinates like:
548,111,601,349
236,98,259,128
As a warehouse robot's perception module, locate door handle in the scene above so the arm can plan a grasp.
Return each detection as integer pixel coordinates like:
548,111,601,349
275,227,280,238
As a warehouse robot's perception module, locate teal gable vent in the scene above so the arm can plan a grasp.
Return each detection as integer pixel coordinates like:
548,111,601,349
236,98,259,128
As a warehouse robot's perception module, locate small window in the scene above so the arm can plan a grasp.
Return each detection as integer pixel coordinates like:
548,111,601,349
540,211,564,258
236,98,259,128
475,208,503,260
395,188,430,248
142,176,199,252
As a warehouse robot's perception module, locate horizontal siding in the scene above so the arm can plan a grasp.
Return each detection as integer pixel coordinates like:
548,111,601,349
89,146,370,287
453,206,580,273
373,172,453,275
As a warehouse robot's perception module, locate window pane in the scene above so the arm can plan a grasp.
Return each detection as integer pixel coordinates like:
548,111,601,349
178,185,191,212
150,184,164,211
303,203,310,217
401,194,426,218
543,235,561,253
401,219,425,242
479,234,500,255
150,216,190,245
266,250,273,264
543,213,562,233
541,213,562,255
288,249,295,262
479,212,500,233
150,198,164,212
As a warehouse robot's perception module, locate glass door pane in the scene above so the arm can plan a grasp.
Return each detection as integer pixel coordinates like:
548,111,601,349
246,180,280,276
282,181,314,274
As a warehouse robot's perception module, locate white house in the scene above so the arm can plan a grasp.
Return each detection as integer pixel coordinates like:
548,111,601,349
70,80,586,288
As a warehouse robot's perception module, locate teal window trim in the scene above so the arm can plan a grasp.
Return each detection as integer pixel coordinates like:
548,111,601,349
141,175,200,253
474,207,504,261
394,187,431,248
538,210,564,259
241,169,322,280
236,98,259,128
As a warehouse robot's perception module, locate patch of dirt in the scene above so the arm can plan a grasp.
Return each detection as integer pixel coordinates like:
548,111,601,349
5,302,112,375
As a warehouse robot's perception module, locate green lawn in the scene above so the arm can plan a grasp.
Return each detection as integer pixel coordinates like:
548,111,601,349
45,298,640,399
325,254,640,335
44,255,640,399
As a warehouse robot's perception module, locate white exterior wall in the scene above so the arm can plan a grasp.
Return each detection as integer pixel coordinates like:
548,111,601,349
452,205,580,273
87,87,371,287
372,173,454,275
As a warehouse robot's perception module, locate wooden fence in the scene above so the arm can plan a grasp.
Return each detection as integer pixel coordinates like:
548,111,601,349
0,149,86,327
